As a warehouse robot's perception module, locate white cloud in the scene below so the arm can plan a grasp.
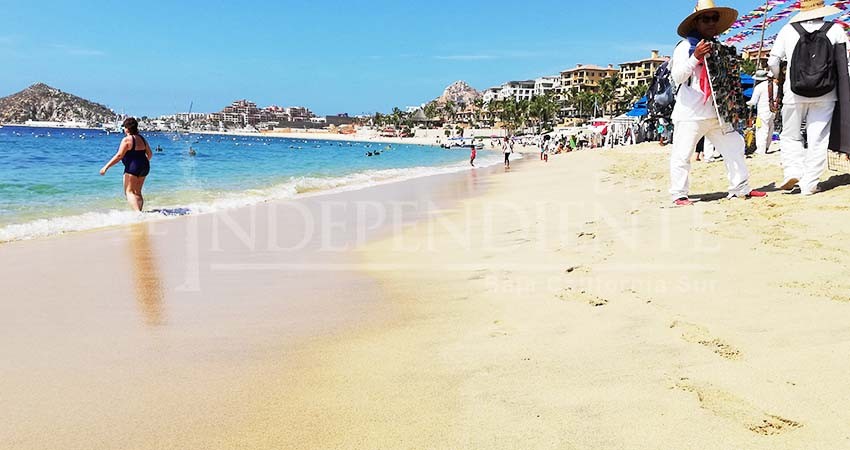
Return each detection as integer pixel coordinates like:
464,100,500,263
51,44,106,57
434,54,497,61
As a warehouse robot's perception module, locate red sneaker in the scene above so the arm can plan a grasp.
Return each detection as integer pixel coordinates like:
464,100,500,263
674,197,695,206
745,190,767,199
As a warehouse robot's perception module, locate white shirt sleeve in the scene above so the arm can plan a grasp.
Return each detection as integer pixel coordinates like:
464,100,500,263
671,40,700,87
747,83,761,107
767,28,787,77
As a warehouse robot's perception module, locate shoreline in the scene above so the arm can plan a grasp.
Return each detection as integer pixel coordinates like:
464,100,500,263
0,140,514,243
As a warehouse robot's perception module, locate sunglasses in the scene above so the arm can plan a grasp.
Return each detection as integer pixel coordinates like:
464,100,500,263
697,13,721,24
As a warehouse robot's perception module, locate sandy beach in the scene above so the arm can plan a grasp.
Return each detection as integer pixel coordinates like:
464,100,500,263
3,143,850,449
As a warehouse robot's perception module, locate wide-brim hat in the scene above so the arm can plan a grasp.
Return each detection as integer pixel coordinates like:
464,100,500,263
790,0,841,23
678,0,739,37
753,69,773,81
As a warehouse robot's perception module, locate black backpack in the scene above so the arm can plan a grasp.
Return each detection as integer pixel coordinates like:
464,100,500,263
647,61,675,117
790,22,836,97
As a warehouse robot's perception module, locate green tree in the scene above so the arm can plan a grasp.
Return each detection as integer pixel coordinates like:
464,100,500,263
741,58,757,76
391,107,404,127
529,94,560,133
623,85,648,109
472,98,484,127
597,75,622,117
486,99,503,125
423,101,439,120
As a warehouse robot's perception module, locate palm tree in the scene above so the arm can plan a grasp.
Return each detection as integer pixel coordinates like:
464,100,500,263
623,85,647,109
391,107,404,127
485,99,502,127
517,98,531,131
565,90,596,119
500,98,519,133
443,100,457,122
423,101,439,120
472,98,484,127
597,75,622,117
529,94,560,133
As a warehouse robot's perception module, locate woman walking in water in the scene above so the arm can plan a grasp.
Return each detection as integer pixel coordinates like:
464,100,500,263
99,117,152,211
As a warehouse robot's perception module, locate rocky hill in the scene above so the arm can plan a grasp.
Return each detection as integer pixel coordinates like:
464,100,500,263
435,80,481,106
0,83,116,124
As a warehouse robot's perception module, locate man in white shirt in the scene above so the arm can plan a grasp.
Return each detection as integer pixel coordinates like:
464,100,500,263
768,0,848,195
669,0,765,206
746,70,779,155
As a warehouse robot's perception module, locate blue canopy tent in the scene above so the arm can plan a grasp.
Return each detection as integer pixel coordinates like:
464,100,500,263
626,95,649,117
741,73,755,99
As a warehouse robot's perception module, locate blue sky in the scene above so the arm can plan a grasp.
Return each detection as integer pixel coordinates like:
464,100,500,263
0,0,767,117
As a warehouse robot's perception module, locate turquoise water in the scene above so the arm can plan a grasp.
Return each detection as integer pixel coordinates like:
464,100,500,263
0,126,501,241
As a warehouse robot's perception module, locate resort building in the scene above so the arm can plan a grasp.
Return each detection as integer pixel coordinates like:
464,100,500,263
208,100,315,127
618,50,669,91
558,64,620,96
482,87,501,104
742,47,771,67
498,80,536,102
534,76,560,97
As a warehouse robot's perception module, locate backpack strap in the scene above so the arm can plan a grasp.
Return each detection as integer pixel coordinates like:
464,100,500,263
792,21,834,37
791,22,808,37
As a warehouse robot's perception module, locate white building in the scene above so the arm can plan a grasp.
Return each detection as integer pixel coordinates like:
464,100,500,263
534,76,560,96
482,87,502,104
498,80,536,102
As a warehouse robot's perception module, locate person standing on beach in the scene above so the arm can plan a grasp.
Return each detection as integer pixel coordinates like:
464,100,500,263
99,117,152,212
470,144,477,167
669,0,765,206
502,136,513,168
768,0,849,194
746,70,779,155
542,134,551,162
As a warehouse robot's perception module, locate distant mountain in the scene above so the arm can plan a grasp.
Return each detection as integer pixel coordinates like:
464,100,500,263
435,81,481,106
0,83,116,124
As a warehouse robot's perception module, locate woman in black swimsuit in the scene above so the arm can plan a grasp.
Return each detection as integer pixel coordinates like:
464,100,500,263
99,117,152,211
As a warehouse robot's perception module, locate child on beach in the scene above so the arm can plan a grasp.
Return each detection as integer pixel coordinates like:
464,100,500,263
470,145,476,167
541,135,551,162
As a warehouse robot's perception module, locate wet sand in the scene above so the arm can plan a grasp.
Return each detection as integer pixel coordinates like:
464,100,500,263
0,165,500,449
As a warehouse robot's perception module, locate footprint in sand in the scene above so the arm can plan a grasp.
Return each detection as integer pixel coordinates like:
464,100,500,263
557,286,608,307
577,231,597,240
675,378,803,436
564,265,590,274
670,321,741,360
781,280,850,303
624,288,652,304
489,320,513,338
468,269,490,281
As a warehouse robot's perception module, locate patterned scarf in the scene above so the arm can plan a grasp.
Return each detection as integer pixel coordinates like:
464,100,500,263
687,31,714,105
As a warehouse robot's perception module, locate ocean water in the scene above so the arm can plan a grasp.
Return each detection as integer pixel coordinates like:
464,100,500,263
0,127,506,242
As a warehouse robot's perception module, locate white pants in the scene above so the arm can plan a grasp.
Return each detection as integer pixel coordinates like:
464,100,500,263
755,112,775,154
670,119,751,201
780,102,835,194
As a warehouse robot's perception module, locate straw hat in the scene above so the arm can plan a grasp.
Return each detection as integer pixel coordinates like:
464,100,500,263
790,0,841,23
677,0,739,37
